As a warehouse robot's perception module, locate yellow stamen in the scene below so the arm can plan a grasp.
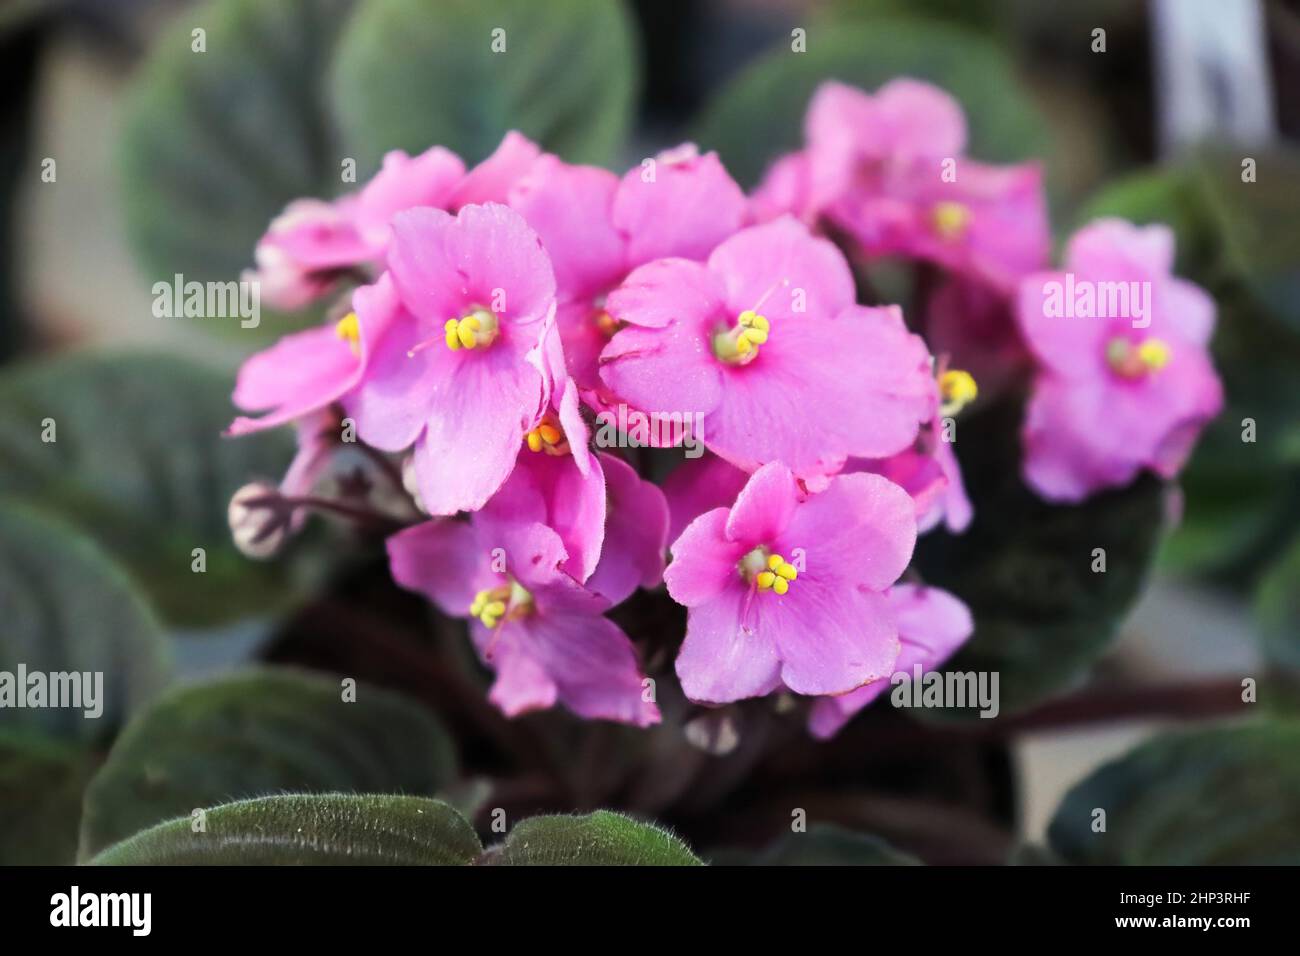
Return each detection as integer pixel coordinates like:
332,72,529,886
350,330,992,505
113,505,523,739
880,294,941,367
714,310,771,366
939,368,978,417
750,549,798,595
524,415,569,456
1107,337,1171,378
1137,339,1170,370
931,201,971,242
469,583,532,629
594,310,620,338
443,307,499,352
335,312,361,355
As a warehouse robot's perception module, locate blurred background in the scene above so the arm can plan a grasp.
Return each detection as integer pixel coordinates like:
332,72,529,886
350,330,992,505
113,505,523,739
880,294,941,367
2,0,1298,854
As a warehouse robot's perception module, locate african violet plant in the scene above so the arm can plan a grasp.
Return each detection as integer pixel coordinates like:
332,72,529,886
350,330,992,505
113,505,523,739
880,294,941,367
214,73,1227,856
5,0,1297,868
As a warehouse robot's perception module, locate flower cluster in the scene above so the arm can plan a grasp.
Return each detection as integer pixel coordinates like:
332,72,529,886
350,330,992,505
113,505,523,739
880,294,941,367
228,78,1222,734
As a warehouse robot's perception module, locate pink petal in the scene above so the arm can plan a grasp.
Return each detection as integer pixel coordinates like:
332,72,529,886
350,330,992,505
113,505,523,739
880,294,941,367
387,519,492,617
808,584,973,738
410,334,548,514
388,202,556,330
873,78,968,160
1066,218,1174,279
769,583,900,697
701,304,935,476
487,447,607,584
229,276,398,436
509,155,626,299
448,131,542,208
354,146,466,247
598,313,724,421
586,453,670,604
724,461,798,546
776,471,917,594
675,584,784,704
707,218,855,326
614,146,746,267
512,610,660,726
1015,270,1111,380
750,150,815,224
228,325,357,434
664,508,748,608
605,257,726,330
662,453,750,544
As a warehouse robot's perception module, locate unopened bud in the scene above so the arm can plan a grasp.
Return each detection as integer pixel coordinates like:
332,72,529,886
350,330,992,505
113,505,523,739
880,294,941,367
228,482,290,559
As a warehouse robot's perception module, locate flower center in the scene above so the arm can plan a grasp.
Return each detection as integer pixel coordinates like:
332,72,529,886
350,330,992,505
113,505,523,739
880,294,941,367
713,310,770,366
443,307,500,351
469,579,533,628
1106,336,1170,379
334,311,361,356
931,201,971,242
938,368,978,416
739,546,797,596
524,415,569,456
593,308,620,339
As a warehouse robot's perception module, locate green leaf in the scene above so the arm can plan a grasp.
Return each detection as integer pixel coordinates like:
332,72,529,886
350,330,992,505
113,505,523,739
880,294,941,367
331,0,638,176
89,793,481,865
693,18,1050,189
0,504,170,741
914,399,1165,715
119,0,356,342
78,668,457,860
0,351,315,627
1256,535,1300,674
1197,149,1300,337
485,810,702,865
0,730,96,865
712,824,921,866
1048,722,1300,865
1073,165,1219,277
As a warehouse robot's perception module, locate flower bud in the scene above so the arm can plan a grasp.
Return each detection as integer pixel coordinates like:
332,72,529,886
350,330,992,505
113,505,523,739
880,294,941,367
228,482,290,559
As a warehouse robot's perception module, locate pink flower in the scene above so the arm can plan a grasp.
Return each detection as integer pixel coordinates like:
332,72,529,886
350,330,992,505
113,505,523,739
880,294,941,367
849,426,972,535
227,274,397,435
482,372,669,604
662,454,749,545
848,366,976,535
599,217,936,480
481,374,607,585
244,146,465,310
1016,219,1224,502
346,202,559,516
244,134,542,310
507,145,746,396
664,462,916,703
584,452,670,605
755,79,1050,293
922,277,1033,401
388,516,659,726
807,584,973,739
